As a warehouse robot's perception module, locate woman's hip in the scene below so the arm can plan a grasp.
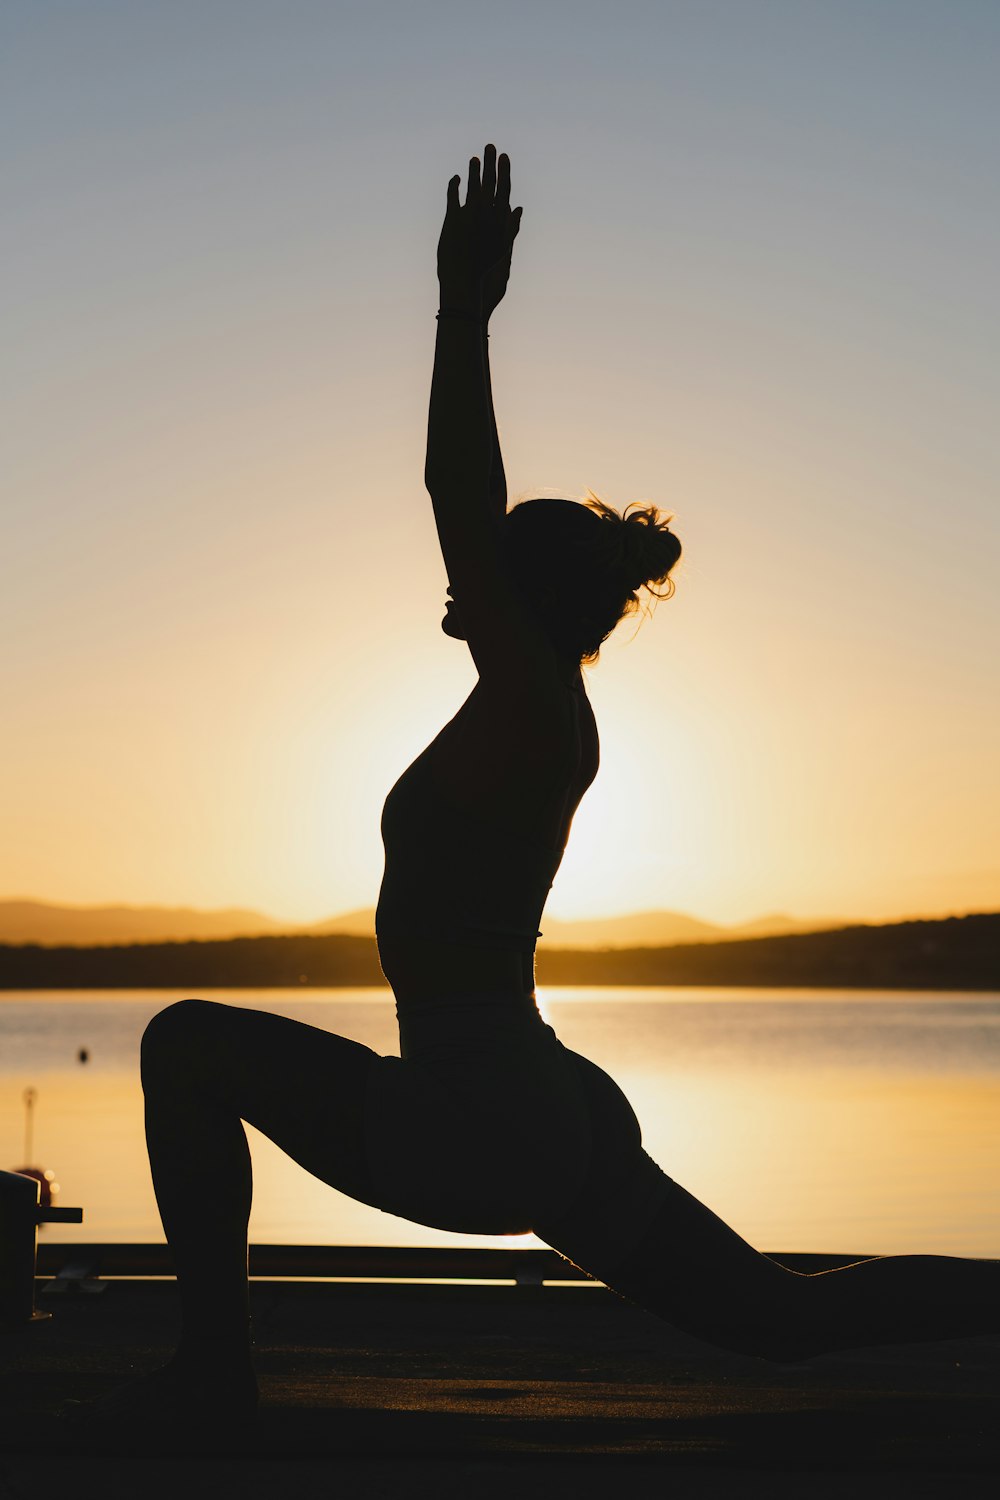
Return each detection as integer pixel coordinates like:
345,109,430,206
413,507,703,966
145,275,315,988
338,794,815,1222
362,1020,649,1236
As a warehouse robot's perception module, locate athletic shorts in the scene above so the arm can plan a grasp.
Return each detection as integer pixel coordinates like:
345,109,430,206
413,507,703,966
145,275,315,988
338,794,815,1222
363,993,674,1271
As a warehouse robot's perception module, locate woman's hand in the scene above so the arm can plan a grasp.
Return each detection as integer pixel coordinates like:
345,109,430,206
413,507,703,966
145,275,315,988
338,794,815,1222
436,143,523,317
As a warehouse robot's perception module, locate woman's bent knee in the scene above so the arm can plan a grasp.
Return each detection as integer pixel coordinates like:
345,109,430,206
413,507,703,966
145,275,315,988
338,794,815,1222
141,997,220,1081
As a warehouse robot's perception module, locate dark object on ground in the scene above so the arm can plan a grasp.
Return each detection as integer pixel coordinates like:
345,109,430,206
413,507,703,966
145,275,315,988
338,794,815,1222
0,1170,82,1323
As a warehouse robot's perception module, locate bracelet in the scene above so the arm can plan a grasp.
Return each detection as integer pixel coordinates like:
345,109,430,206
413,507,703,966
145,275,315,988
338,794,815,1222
436,307,485,328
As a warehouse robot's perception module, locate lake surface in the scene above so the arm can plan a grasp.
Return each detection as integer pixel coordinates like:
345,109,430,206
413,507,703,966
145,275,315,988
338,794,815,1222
2,987,999,1257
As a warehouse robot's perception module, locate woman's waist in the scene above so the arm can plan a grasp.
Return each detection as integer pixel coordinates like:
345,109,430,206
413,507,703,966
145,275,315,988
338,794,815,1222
394,989,553,1063
377,934,535,1002
375,879,544,961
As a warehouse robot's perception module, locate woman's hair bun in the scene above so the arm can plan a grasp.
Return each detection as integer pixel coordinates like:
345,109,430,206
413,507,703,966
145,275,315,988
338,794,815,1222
584,492,682,597
503,489,682,662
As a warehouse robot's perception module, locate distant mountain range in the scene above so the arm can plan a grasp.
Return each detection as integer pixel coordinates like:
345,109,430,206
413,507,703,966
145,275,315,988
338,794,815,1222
0,900,290,946
2,914,997,992
0,898,850,949
306,905,842,946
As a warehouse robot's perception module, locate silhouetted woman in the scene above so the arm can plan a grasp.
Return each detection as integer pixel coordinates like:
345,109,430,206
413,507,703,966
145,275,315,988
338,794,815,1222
106,146,999,1426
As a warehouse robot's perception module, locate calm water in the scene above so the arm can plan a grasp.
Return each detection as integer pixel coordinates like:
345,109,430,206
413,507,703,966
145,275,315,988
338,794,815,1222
2,987,999,1257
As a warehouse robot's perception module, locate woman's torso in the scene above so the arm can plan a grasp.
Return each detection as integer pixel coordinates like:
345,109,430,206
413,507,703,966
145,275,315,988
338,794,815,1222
376,675,599,1002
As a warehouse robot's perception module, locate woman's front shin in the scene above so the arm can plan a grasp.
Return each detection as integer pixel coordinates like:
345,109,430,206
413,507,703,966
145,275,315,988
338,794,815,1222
144,1088,254,1354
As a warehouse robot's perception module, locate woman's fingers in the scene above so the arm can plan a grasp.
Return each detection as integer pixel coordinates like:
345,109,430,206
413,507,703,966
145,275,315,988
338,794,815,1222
496,151,511,209
482,142,497,202
453,146,512,214
466,154,481,206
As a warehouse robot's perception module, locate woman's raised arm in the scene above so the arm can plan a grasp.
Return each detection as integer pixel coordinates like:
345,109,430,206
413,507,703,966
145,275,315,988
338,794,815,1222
423,154,491,503
424,147,546,685
482,150,521,515
425,146,521,502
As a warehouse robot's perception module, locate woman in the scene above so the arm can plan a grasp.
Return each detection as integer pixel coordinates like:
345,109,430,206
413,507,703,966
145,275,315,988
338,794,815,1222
98,146,998,1426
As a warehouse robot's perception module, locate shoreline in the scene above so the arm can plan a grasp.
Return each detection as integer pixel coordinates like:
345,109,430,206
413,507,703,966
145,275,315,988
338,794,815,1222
1,910,998,991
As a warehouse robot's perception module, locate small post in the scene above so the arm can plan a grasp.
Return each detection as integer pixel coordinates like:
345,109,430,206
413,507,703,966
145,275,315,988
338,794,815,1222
23,1087,36,1165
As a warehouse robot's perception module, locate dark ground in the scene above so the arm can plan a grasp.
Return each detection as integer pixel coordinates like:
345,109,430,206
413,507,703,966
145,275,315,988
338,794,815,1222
1,1274,998,1497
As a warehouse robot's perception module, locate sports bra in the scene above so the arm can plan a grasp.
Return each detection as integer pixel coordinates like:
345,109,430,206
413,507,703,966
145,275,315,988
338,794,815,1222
376,689,590,958
376,745,566,955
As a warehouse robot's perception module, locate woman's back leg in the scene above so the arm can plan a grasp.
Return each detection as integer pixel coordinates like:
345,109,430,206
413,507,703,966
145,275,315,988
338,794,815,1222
533,1048,808,1360
534,1049,1000,1361
603,1183,1000,1361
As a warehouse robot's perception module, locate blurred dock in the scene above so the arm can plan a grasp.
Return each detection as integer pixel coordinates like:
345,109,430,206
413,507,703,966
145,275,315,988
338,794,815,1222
1,1246,998,1497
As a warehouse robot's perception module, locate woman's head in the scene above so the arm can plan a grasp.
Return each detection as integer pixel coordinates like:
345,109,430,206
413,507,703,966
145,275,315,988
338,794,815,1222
503,492,681,662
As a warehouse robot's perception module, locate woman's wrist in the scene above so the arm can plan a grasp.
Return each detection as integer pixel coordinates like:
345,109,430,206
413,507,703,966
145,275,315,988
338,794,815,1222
436,306,483,326
438,279,482,316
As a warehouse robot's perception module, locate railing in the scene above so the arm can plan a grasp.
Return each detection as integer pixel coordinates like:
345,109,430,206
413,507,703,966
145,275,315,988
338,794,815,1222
34,1242,867,1282
35,1243,586,1284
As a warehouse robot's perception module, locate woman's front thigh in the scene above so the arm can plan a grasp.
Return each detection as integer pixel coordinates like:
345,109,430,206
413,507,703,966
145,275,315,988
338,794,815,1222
141,997,381,1203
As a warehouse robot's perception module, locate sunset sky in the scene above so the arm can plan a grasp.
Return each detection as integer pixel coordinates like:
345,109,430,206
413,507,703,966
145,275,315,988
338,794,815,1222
3,1,998,928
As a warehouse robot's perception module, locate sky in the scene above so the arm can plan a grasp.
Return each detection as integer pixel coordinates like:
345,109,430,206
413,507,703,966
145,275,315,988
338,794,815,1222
3,0,999,927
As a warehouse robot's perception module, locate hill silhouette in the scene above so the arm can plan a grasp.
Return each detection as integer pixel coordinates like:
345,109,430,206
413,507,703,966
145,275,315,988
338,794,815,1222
1,913,996,991
0,899,286,946
0,898,846,949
